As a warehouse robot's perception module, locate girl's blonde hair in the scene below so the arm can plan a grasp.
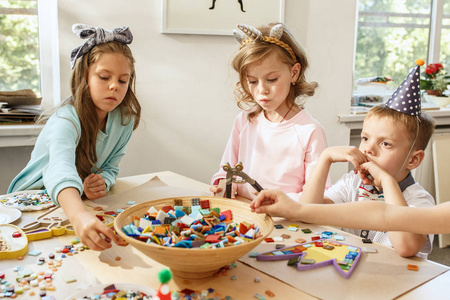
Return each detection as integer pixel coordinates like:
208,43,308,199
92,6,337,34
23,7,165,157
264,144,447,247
232,23,318,120
69,41,141,180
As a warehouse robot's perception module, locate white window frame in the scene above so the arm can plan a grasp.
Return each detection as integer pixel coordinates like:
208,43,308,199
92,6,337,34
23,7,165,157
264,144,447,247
37,0,60,108
428,0,444,63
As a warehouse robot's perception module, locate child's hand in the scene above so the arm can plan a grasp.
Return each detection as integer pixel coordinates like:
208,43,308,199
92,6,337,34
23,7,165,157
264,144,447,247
83,173,106,200
210,185,222,194
324,146,368,172
250,189,301,220
70,211,120,251
210,180,237,199
358,160,391,188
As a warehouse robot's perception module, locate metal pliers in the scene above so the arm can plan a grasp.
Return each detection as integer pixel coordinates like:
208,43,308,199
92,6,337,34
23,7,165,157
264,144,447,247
223,162,263,198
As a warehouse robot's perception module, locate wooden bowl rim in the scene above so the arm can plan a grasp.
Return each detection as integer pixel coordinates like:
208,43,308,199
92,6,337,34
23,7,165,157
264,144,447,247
114,196,273,253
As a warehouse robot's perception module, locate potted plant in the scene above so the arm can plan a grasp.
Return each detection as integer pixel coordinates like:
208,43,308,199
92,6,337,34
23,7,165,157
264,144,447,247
429,70,450,107
432,70,448,96
420,63,450,95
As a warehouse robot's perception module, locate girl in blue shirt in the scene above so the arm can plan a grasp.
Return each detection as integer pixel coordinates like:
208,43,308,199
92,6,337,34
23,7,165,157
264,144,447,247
8,24,141,251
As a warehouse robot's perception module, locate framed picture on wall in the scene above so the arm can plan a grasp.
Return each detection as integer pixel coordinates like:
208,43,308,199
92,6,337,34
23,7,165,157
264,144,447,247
161,0,285,36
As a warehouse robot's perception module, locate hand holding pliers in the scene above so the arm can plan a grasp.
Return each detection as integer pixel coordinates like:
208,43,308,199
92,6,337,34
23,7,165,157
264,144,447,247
223,162,263,199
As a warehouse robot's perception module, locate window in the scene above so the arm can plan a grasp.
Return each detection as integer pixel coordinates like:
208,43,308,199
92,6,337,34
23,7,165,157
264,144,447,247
441,1,450,63
0,0,60,107
354,0,449,90
0,0,40,95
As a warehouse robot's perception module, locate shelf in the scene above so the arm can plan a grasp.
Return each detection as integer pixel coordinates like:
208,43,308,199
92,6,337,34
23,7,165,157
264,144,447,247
0,123,43,147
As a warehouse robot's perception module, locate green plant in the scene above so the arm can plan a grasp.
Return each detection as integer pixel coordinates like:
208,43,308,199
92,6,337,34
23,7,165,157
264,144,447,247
431,71,448,96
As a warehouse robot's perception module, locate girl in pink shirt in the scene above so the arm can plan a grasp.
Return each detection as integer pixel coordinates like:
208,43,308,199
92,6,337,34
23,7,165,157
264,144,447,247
211,23,331,200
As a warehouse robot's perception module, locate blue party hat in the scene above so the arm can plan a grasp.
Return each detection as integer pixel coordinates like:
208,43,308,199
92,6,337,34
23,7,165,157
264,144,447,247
385,59,425,116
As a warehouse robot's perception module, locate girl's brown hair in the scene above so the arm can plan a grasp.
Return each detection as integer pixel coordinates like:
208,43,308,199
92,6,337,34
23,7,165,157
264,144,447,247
232,23,318,120
70,41,141,180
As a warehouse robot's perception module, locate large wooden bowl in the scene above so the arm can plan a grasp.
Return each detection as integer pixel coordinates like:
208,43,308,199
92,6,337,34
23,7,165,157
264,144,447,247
114,196,273,279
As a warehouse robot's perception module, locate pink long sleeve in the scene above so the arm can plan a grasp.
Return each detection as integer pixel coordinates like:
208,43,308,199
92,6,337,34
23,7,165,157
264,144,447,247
211,109,331,201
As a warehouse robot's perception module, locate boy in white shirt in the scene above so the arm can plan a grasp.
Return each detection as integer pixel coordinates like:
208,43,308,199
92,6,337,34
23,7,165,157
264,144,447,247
251,60,435,258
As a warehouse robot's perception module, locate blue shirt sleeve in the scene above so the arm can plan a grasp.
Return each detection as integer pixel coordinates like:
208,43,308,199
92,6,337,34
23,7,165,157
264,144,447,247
42,106,84,204
8,105,135,204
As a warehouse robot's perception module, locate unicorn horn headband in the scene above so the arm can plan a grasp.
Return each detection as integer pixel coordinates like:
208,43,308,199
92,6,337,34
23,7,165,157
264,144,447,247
70,23,133,69
233,24,298,63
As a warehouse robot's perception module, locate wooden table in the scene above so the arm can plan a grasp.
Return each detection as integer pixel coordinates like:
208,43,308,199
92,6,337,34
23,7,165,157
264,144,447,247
3,171,450,299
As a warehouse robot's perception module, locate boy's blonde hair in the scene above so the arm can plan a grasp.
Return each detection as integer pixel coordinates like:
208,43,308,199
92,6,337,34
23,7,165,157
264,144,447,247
367,105,435,151
232,23,317,120
70,41,141,180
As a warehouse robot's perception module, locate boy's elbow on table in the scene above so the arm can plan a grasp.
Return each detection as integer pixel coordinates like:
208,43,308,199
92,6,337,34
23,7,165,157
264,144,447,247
396,247,421,258
394,237,427,258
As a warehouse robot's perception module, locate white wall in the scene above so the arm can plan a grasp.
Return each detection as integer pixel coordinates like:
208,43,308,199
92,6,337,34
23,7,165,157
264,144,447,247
294,1,357,181
0,0,356,193
58,0,357,185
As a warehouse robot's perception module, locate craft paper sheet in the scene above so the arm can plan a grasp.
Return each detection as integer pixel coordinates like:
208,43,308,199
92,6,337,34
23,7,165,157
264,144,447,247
239,219,449,300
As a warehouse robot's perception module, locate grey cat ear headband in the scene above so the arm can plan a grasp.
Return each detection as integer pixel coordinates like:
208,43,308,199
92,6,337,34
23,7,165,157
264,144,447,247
70,23,133,69
233,24,298,63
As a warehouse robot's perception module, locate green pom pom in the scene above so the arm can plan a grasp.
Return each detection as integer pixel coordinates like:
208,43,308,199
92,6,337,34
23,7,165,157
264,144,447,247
158,268,172,284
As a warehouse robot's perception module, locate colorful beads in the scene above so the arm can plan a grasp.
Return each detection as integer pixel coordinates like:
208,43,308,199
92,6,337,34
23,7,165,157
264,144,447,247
121,198,261,249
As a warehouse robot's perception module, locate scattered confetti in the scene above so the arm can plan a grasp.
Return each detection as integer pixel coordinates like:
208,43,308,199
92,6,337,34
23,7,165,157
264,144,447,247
265,290,275,297
28,250,42,256
407,264,419,271
334,235,344,241
363,247,378,253
64,275,77,283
